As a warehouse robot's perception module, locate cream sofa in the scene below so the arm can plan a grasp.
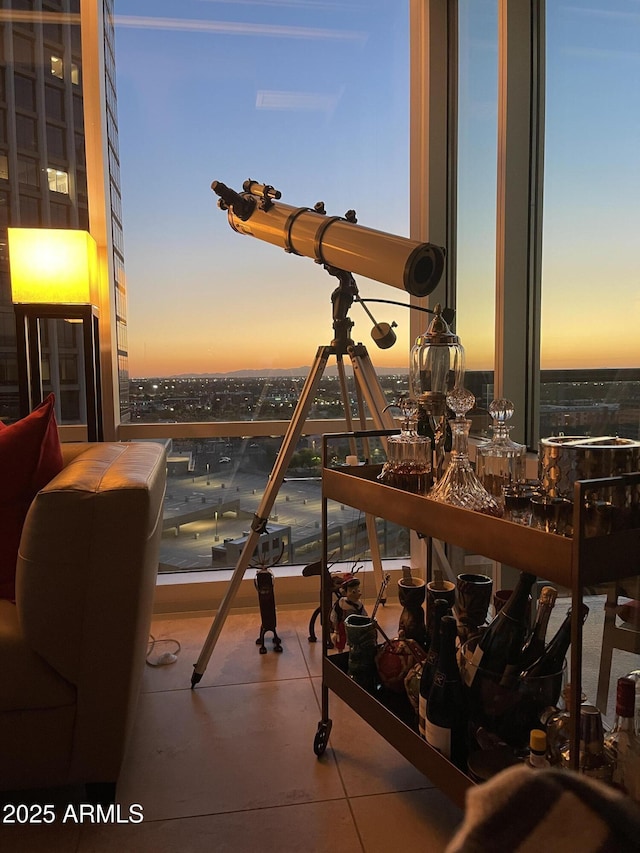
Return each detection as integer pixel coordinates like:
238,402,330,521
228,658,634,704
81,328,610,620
0,441,166,800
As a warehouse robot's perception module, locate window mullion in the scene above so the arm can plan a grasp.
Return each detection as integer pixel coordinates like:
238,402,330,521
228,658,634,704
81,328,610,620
494,0,544,448
409,0,457,346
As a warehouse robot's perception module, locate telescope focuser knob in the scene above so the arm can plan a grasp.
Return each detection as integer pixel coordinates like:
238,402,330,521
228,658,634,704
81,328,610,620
344,209,357,223
314,201,326,215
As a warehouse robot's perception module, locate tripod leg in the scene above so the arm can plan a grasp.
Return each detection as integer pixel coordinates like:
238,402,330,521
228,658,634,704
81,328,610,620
349,345,398,595
365,514,385,595
191,346,332,686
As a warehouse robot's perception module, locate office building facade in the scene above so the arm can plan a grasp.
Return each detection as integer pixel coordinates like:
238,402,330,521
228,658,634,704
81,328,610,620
0,0,129,425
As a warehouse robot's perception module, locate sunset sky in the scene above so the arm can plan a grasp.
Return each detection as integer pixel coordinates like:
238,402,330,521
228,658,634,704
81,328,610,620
114,1,640,377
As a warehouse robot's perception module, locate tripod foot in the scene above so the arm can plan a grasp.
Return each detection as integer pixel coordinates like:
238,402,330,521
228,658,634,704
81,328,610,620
191,668,203,689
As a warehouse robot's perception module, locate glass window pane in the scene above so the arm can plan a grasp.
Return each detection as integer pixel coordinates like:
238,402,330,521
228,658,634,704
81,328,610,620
115,2,410,394
158,435,409,573
115,3,412,570
541,2,640,440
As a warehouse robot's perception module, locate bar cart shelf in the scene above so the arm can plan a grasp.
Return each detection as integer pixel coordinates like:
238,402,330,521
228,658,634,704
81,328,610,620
315,432,640,809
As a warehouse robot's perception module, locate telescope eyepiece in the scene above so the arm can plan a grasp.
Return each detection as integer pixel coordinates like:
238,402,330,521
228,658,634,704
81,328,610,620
211,180,256,221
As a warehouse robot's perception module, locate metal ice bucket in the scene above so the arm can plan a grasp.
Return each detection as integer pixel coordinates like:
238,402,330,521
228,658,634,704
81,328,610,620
539,435,640,498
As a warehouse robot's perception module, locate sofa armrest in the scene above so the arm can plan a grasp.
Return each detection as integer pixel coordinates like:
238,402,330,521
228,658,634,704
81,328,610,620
15,441,166,782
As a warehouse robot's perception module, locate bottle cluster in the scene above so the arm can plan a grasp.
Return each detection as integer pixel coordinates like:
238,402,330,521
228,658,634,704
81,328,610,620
416,571,582,771
339,567,639,800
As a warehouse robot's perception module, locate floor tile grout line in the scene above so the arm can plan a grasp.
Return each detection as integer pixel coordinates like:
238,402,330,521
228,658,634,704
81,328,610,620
89,794,358,827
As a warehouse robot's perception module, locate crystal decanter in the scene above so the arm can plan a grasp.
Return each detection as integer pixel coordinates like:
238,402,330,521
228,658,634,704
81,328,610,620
429,387,500,515
378,398,432,495
475,399,526,507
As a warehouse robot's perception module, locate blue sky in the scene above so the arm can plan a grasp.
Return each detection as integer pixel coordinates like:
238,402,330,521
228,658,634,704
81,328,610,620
114,0,412,376
114,1,640,376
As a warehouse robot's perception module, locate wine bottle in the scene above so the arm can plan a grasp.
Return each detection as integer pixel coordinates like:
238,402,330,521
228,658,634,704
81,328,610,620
418,598,451,738
425,615,467,770
604,677,640,801
521,603,589,679
520,585,558,670
468,571,536,684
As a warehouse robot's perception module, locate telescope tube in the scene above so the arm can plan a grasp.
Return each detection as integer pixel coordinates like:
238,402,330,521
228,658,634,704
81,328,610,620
212,182,445,298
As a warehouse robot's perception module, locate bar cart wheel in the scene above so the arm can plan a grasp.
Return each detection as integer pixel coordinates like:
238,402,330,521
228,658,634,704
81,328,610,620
313,719,332,756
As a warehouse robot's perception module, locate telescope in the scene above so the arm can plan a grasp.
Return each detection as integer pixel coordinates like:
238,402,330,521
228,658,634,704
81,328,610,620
211,179,445,298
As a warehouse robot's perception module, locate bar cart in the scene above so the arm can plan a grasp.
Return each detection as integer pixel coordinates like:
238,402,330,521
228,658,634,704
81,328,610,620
314,431,640,809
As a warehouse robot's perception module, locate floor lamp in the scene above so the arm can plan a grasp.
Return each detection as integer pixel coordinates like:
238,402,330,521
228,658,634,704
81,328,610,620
8,228,103,441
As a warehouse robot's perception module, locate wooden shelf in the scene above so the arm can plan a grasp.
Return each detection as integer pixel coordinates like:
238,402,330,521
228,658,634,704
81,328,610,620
324,466,573,586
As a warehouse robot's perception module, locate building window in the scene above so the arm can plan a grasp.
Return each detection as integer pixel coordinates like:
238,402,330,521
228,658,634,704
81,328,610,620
59,354,79,383
13,35,35,71
74,132,86,166
60,389,81,421
71,63,80,85
43,22,63,45
47,167,69,193
18,195,41,226
46,123,66,159
0,190,9,225
0,154,8,181
50,55,63,79
72,94,83,129
16,114,37,150
50,200,70,226
17,157,39,187
14,74,35,111
45,85,65,121
0,354,18,384
0,314,16,348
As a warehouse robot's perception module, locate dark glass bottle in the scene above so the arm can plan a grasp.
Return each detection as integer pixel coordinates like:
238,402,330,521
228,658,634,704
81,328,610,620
418,598,451,738
425,615,467,770
468,571,536,684
520,585,557,670
521,603,589,679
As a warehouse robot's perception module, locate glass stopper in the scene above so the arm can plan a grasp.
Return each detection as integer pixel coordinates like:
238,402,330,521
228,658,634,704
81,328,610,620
446,387,475,420
489,398,514,424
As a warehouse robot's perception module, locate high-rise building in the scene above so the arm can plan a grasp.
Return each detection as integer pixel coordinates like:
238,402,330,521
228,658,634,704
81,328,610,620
0,0,129,425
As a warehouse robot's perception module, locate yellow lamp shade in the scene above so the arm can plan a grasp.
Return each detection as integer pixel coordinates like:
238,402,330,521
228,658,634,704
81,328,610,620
8,228,98,304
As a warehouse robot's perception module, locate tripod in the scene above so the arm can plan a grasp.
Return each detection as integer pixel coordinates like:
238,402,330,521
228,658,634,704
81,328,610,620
191,267,398,686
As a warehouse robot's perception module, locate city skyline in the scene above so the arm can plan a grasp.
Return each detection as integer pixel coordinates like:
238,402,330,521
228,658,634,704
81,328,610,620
113,1,640,378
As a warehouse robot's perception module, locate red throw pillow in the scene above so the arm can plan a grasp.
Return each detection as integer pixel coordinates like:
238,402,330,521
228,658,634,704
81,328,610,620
0,394,63,601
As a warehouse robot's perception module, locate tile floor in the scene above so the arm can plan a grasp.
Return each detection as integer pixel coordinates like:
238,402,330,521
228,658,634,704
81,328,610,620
0,600,464,853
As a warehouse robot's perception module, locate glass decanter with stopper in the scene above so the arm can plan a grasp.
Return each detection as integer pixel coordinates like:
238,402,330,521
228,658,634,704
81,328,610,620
475,398,526,507
378,398,432,495
428,387,500,515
